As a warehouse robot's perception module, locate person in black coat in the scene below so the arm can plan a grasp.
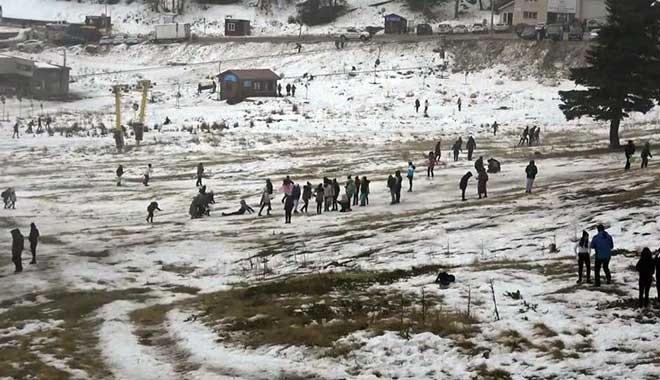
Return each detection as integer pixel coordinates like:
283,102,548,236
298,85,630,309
640,141,652,169
459,172,472,201
415,99,420,113
353,176,361,206
284,195,294,224
394,171,403,204
196,163,205,187
452,138,462,162
624,140,636,171
286,83,291,96
146,202,161,223
636,247,655,308
474,156,485,174
466,136,476,161
301,182,312,213
11,229,24,273
222,200,255,216
655,250,660,301
332,179,340,211
116,165,124,186
387,175,396,205
28,223,39,264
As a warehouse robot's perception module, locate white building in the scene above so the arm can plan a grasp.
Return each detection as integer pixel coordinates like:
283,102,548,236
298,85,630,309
497,0,607,26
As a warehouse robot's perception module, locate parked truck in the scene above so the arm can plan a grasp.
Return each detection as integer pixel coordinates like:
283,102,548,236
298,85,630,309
153,23,190,42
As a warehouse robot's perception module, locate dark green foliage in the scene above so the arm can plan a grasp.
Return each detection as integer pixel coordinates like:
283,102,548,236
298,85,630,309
407,0,450,11
558,0,660,148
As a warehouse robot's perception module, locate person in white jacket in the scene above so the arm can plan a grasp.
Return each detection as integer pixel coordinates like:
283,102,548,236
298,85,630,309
575,230,591,284
143,164,152,186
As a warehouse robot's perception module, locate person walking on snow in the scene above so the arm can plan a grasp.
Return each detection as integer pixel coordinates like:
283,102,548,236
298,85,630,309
641,141,652,169
457,98,462,112
624,140,636,171
291,84,297,97
257,186,272,216
394,171,403,203
301,182,312,213
387,174,396,205
146,201,161,223
415,99,420,113
277,83,282,97
452,137,463,162
492,121,499,136
434,140,442,161
12,121,19,139
360,176,370,206
466,135,476,161
654,250,660,301
116,165,124,186
28,223,39,265
291,183,301,213
575,230,591,284
427,151,436,178
424,100,429,117
635,247,654,308
459,172,473,201
332,179,340,211
11,229,24,274
525,160,538,194
286,84,291,96
345,176,356,206
143,164,152,186
518,127,529,146
474,156,485,174
283,192,294,224
591,224,614,287
315,183,325,214
196,163,205,187
352,176,361,206
406,162,416,192
323,178,333,212
477,170,488,199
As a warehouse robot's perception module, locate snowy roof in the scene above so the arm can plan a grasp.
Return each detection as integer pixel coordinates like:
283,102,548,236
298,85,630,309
219,69,280,81
33,61,69,70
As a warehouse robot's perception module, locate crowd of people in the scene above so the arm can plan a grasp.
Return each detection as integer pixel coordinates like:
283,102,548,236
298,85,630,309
574,224,660,308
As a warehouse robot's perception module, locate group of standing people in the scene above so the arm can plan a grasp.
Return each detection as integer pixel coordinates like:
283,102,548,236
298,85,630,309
277,83,297,97
624,140,653,171
10,223,39,274
518,126,542,146
575,224,660,308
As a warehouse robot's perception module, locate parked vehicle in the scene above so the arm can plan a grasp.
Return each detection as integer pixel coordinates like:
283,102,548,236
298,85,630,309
452,24,468,34
545,24,564,41
112,34,127,45
125,35,141,45
494,23,510,33
567,25,584,41
16,40,44,53
518,25,537,40
339,29,371,41
99,36,113,46
437,23,452,34
416,24,433,36
471,24,487,34
588,28,600,40
153,23,191,42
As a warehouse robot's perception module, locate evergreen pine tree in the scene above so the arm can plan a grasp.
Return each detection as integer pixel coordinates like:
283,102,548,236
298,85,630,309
558,0,660,148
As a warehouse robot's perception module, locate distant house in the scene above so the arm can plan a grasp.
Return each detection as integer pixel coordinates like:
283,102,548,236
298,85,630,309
85,15,112,36
225,18,250,36
0,56,70,99
384,14,407,34
218,69,279,104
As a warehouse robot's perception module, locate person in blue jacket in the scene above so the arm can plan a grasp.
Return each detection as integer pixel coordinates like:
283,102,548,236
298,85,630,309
590,224,614,287
406,162,416,192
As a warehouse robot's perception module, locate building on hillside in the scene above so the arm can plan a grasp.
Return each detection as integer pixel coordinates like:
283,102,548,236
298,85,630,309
217,69,279,104
0,55,70,99
224,18,250,36
384,14,408,34
496,0,606,26
85,15,112,36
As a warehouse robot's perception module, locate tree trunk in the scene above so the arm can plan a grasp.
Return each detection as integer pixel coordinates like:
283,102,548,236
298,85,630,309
455,0,460,19
609,117,621,149
479,0,484,11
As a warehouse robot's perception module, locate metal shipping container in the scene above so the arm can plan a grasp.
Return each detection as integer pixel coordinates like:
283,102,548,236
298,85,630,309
154,23,190,41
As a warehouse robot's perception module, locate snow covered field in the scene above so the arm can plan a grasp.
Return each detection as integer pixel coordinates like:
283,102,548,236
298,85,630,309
1,3,660,379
